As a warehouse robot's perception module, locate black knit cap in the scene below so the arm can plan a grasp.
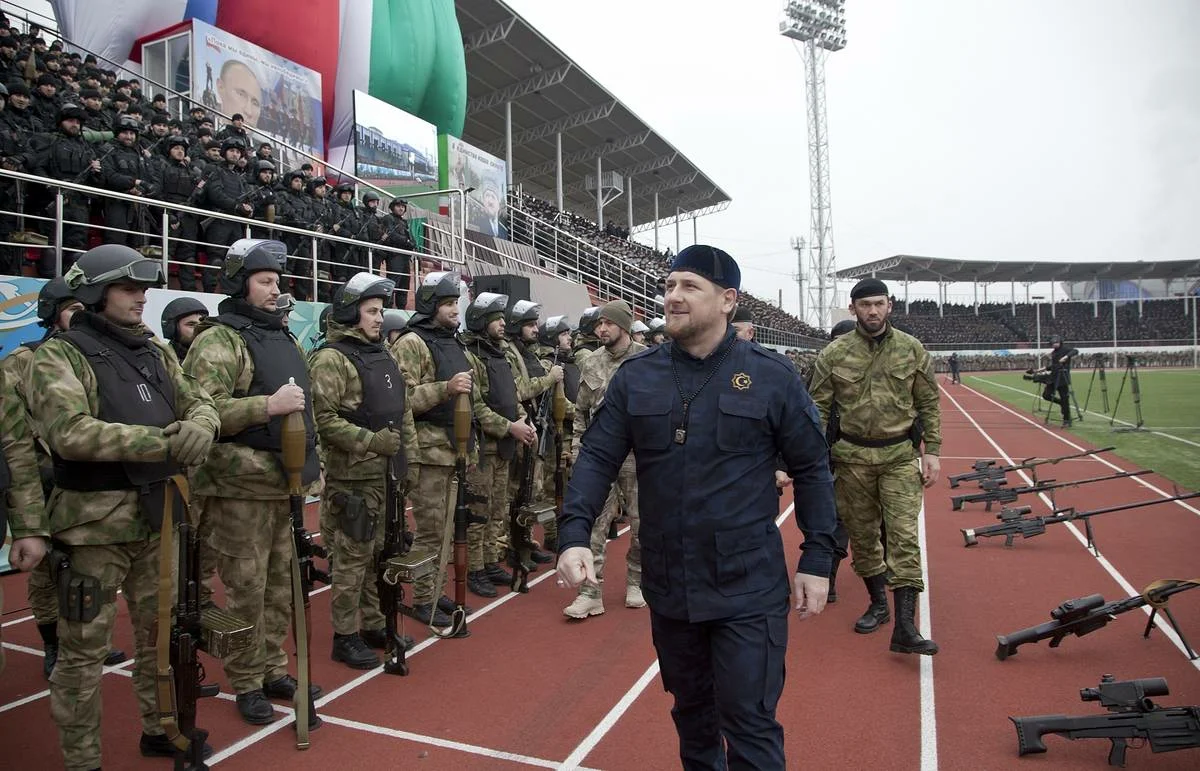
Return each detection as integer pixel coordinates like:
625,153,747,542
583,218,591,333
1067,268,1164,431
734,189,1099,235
850,277,889,301
668,244,740,290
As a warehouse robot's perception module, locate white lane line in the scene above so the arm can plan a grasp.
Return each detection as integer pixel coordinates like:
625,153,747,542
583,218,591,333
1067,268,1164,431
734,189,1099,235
961,381,1200,518
1,614,35,628
0,687,50,714
208,565,562,766
942,387,1200,672
321,714,598,770
557,503,797,770
917,502,937,771
970,375,1200,450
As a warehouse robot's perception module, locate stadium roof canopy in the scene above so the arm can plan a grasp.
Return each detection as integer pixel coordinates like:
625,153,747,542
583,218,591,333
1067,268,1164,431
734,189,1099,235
835,255,1200,283
455,0,730,229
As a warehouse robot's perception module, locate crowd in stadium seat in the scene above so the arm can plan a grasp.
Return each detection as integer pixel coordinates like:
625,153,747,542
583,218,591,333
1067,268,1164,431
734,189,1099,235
891,299,1193,345
0,16,418,305
510,192,825,338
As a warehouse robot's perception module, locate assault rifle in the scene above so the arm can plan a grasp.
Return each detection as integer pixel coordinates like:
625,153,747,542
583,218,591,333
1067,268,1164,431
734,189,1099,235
1009,675,1200,766
376,424,436,675
281,389,326,746
950,469,1151,511
949,446,1116,488
552,381,568,537
995,579,1200,661
962,491,1200,550
155,475,254,771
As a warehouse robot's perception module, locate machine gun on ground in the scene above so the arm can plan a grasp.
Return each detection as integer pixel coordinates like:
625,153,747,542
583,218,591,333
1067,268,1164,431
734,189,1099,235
282,391,326,746
376,428,436,676
1009,675,1200,766
950,469,1151,511
962,492,1200,550
155,475,254,770
949,447,1116,488
995,579,1200,661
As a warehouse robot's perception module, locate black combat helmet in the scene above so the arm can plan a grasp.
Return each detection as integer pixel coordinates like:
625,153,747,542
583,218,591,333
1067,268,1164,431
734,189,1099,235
381,309,408,337
36,277,77,328
538,315,570,346
578,306,602,336
465,291,508,333
218,238,287,297
331,271,395,324
361,191,380,205
334,182,354,197
254,159,275,173
389,197,408,211
56,103,86,123
65,244,165,308
160,297,208,341
166,136,189,150
413,271,461,317
507,299,541,331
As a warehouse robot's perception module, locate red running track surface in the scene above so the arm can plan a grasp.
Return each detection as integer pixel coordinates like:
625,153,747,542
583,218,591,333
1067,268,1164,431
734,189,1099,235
2,382,1198,769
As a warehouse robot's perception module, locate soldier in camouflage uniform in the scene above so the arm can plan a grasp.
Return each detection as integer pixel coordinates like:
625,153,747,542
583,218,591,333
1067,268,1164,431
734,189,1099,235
160,297,209,363
505,300,565,559
573,306,602,366
630,320,648,345
310,272,420,669
29,245,220,768
564,300,646,619
809,278,941,656
185,238,324,723
390,272,515,625
460,292,538,597
534,315,574,544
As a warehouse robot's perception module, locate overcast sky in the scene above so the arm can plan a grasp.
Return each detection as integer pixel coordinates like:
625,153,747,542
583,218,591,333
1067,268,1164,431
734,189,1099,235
506,0,1200,318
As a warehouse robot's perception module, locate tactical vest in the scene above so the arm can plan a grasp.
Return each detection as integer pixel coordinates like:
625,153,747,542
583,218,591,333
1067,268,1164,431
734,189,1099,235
159,160,197,203
408,326,475,453
515,340,546,378
468,339,519,460
326,338,409,479
562,359,580,404
53,325,181,526
210,314,321,485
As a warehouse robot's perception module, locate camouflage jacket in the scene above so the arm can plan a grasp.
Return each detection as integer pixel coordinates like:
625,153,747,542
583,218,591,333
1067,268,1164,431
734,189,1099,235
0,347,48,539
572,338,647,455
185,319,317,499
809,323,942,465
461,331,526,456
794,350,819,387
535,343,576,422
309,323,419,482
390,327,511,466
573,338,599,368
29,326,220,544
506,338,557,403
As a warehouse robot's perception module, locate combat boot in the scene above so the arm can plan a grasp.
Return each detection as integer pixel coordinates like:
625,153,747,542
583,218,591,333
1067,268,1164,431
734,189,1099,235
606,520,620,540
437,595,474,616
827,559,841,604
263,674,323,702
483,562,512,585
854,572,891,634
411,602,452,627
563,589,604,619
331,633,380,670
37,622,58,680
235,690,275,725
359,627,414,651
467,570,497,598
889,587,939,655
624,585,646,609
530,548,554,564
140,731,213,759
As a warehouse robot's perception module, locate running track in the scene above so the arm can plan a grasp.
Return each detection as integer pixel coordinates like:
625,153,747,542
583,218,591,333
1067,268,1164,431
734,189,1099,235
2,380,1198,769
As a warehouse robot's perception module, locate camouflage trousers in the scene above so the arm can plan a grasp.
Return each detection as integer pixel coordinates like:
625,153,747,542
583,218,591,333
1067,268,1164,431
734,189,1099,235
207,496,294,694
326,481,386,636
27,554,58,624
50,537,166,771
468,451,511,570
834,458,925,591
192,494,219,608
410,463,455,606
580,456,641,599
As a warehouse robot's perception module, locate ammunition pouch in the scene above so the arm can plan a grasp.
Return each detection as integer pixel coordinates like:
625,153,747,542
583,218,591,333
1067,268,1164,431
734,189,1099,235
379,547,438,585
52,550,114,623
199,606,256,658
516,500,556,528
333,492,376,543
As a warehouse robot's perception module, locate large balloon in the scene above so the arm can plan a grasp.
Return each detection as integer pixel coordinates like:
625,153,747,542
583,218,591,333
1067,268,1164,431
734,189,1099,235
49,0,466,154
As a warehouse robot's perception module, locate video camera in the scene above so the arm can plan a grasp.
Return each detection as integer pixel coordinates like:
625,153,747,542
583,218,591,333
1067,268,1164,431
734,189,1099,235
1023,368,1052,385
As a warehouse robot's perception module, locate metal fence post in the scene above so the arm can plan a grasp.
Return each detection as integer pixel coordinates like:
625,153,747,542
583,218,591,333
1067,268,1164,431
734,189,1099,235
53,189,64,277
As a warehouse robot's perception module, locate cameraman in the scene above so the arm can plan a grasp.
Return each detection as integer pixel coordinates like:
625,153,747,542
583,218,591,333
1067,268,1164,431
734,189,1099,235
1035,335,1079,426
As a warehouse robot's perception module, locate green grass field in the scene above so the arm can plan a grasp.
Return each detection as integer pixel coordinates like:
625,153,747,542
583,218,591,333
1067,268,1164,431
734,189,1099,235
965,368,1200,492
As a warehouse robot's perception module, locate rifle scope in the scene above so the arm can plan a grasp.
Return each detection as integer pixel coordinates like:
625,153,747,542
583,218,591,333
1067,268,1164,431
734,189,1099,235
1080,675,1168,712
1050,594,1105,620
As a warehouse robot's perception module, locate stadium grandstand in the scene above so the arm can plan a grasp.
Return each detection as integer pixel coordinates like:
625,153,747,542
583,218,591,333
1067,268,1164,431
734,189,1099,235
835,254,1200,368
0,0,827,353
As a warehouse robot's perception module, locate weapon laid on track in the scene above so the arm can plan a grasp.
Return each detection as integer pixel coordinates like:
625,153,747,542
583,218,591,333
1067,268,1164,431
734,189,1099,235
949,446,1116,488
950,469,1152,511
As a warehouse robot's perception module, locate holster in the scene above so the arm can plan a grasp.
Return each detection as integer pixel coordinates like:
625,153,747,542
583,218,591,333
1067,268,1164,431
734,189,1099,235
333,491,376,543
51,547,113,623
909,415,926,451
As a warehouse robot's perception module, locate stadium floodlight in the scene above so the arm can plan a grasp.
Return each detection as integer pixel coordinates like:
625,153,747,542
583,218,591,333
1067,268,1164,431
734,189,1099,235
780,1,846,330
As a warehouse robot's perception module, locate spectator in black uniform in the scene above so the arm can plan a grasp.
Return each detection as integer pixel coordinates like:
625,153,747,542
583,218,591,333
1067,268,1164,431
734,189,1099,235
99,114,151,245
31,103,98,276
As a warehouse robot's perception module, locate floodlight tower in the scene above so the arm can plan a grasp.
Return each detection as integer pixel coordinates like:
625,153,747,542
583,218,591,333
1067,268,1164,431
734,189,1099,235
780,1,846,330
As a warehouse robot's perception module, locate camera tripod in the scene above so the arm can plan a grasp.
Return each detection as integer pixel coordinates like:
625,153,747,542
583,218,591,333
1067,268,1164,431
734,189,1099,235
1081,354,1110,415
1109,355,1145,432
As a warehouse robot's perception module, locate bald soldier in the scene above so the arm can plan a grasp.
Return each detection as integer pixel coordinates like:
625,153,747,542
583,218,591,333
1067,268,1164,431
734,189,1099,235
808,278,941,656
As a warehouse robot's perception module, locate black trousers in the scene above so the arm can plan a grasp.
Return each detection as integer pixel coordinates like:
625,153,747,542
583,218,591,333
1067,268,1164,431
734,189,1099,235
650,602,788,771
1042,381,1072,422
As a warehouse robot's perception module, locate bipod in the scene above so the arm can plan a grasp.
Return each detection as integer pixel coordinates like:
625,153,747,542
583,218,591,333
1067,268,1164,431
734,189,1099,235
1109,355,1145,432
